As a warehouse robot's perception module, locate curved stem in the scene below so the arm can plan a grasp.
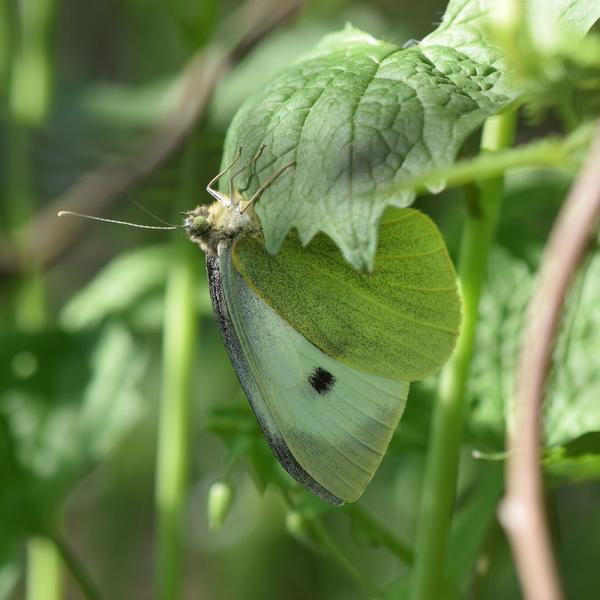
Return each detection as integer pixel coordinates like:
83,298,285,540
501,122,600,600
280,490,382,598
309,518,383,599
410,110,517,600
371,121,590,203
50,534,102,600
345,504,413,565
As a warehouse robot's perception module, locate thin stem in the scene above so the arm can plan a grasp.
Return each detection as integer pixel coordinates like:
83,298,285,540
279,490,382,598
501,122,600,600
155,134,201,600
4,0,56,326
0,0,15,97
9,1,63,598
8,0,56,125
345,504,414,565
410,110,517,600
26,538,63,600
5,124,47,329
0,0,304,280
51,534,102,600
371,122,591,203
309,518,383,599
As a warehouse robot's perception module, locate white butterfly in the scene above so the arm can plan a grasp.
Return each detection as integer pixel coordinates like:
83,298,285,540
185,151,410,505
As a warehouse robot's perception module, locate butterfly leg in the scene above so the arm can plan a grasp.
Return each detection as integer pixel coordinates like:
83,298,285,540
206,146,243,206
242,160,296,212
228,144,266,207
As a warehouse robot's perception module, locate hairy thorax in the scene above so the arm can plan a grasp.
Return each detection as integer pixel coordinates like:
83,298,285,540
185,200,261,255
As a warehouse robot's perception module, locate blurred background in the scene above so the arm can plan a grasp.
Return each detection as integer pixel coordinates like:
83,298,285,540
2,0,600,598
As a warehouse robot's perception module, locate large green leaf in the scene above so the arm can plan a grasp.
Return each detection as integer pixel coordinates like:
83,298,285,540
234,208,461,381
222,24,514,271
220,1,600,270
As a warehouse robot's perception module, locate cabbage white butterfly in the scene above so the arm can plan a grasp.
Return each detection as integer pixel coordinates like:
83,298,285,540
59,147,459,505
185,147,460,505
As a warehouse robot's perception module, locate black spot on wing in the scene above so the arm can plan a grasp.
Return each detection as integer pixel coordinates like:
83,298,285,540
309,367,336,395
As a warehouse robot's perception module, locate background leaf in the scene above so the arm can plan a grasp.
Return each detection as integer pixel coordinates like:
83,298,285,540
468,170,600,473
0,325,147,551
60,244,211,332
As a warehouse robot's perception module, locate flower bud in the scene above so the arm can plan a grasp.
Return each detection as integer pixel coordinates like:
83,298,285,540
207,480,235,531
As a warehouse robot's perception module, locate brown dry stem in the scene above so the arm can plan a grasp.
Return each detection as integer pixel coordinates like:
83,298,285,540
500,122,600,600
0,0,304,277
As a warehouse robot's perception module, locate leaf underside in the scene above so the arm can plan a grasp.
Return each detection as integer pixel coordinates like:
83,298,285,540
222,26,514,271
220,0,600,270
233,208,461,381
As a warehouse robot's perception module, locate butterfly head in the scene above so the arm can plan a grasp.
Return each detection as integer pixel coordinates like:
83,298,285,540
184,201,259,255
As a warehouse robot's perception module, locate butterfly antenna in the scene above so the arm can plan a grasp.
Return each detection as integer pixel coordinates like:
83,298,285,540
129,196,178,227
241,160,296,213
206,146,243,204
57,210,179,230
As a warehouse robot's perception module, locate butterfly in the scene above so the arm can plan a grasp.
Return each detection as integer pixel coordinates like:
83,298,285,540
185,146,460,505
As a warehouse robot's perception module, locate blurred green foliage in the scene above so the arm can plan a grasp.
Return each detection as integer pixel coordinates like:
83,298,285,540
1,0,600,599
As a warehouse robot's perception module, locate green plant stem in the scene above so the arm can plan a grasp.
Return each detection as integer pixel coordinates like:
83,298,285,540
4,0,56,327
8,2,65,598
26,538,63,600
51,534,102,600
5,125,47,328
309,518,383,599
8,0,56,125
346,504,414,565
410,110,517,600
280,489,382,598
155,135,201,600
0,0,14,96
372,121,591,202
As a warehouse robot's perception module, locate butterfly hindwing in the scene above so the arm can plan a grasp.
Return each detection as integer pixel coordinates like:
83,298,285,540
209,241,409,504
207,250,341,504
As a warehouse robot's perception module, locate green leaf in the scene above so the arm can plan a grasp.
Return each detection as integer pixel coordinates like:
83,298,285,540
545,433,600,481
0,325,147,549
471,244,600,451
234,208,461,381
221,1,599,269
222,24,514,270
60,244,211,331
424,0,600,57
523,0,600,35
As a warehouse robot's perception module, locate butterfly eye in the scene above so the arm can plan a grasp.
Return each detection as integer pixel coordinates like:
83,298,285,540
191,215,210,234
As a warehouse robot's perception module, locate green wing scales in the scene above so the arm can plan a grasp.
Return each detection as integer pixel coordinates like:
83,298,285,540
234,208,461,381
